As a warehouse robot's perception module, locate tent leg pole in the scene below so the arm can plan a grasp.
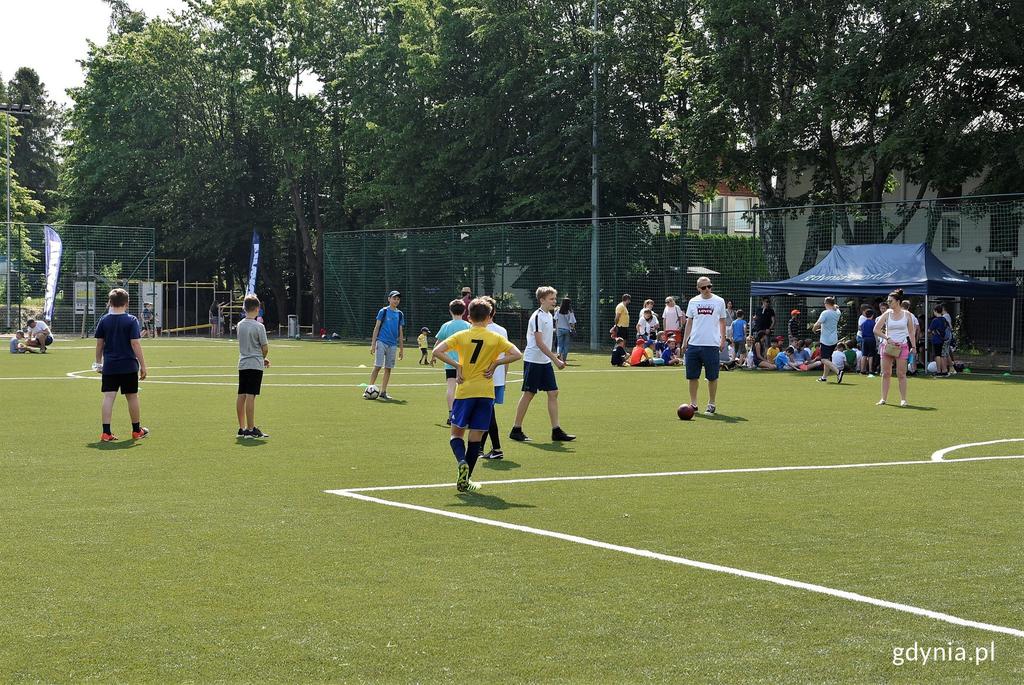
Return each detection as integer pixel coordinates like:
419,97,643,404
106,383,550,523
924,295,929,371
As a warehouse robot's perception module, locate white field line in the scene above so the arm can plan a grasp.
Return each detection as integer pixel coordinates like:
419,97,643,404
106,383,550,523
337,448,1024,491
0,376,79,381
61,370,449,389
46,344,298,350
325,440,1024,639
331,489,1024,639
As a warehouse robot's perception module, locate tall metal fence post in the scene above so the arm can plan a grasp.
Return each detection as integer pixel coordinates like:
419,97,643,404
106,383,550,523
588,0,600,350
1011,298,1017,373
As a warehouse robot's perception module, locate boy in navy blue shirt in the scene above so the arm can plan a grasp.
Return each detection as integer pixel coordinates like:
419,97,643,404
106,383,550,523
367,290,405,401
94,288,148,442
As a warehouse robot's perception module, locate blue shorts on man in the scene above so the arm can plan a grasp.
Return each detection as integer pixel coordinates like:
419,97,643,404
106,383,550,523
685,345,720,381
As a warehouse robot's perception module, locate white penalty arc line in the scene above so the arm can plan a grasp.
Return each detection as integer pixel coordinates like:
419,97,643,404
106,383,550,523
326,440,1024,639
331,489,1024,639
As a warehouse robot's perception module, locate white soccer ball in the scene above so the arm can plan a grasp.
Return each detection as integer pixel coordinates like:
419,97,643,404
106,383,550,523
363,384,380,400
92,362,103,373
927,361,938,374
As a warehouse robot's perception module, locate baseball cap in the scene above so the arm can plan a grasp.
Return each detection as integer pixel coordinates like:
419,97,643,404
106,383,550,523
420,326,429,332
791,309,800,316
388,290,401,297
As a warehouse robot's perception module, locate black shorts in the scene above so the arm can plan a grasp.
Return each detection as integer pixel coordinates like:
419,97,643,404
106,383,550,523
238,369,264,395
101,372,139,395
522,361,558,393
820,343,837,360
445,368,458,380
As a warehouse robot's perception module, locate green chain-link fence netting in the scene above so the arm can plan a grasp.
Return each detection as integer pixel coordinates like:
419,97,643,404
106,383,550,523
325,197,1022,370
2,223,154,335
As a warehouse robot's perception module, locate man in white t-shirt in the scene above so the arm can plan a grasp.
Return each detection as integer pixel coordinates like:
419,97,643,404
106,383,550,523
509,286,575,443
812,297,841,360
25,318,53,353
680,277,727,415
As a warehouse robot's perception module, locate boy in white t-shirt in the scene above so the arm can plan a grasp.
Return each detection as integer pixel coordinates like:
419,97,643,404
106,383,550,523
509,286,575,443
480,296,509,460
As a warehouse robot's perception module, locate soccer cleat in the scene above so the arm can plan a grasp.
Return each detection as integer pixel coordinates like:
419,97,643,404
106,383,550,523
100,432,118,442
465,480,482,492
551,427,576,441
876,399,886,406
509,427,531,442
482,449,504,460
249,427,270,439
837,369,845,384
237,428,246,438
456,462,470,492
131,427,149,440
816,376,828,383
379,392,394,401
704,404,717,415
900,400,908,407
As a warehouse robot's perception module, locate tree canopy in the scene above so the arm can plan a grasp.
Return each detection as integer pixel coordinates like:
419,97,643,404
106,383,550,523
13,0,1017,325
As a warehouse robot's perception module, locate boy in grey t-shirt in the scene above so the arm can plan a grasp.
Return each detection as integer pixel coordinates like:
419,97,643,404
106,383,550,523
236,294,271,439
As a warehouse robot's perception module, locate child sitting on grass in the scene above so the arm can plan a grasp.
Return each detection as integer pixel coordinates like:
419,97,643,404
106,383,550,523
662,338,682,366
611,337,629,366
629,338,652,367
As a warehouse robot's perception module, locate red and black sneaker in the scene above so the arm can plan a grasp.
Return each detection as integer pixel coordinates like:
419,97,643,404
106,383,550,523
131,427,150,440
100,432,118,442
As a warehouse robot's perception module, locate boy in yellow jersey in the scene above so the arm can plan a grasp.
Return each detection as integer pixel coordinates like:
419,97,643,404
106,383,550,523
433,298,523,492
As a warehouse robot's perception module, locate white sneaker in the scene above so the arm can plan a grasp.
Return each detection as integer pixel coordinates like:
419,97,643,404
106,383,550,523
705,403,717,415
876,399,886,406
900,400,908,407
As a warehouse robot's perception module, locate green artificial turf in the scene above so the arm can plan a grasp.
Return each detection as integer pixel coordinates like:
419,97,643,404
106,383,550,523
1,338,1022,683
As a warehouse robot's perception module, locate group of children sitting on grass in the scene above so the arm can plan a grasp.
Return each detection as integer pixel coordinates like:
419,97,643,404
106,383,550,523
611,330,858,382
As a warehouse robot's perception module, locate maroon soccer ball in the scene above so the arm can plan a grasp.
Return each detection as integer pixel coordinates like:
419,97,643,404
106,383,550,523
677,404,695,421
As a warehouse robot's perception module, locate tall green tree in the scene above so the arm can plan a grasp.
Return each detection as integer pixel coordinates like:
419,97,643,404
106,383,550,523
6,68,61,216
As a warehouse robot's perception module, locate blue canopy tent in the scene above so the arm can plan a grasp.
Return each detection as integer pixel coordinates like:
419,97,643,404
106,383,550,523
750,243,1017,369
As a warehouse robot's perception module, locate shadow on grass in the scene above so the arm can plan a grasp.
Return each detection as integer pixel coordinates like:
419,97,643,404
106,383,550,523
479,459,522,471
377,398,409,406
694,413,748,424
522,442,576,453
449,493,536,511
925,373,1022,383
235,438,269,447
891,404,937,411
86,440,140,451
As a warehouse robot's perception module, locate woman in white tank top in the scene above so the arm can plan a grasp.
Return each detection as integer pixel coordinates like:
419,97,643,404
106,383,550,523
872,288,917,407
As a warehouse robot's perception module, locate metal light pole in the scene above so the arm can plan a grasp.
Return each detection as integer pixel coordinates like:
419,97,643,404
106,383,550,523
588,0,600,350
2,103,32,330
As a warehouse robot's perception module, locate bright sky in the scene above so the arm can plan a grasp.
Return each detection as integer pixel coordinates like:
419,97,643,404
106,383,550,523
2,0,188,108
